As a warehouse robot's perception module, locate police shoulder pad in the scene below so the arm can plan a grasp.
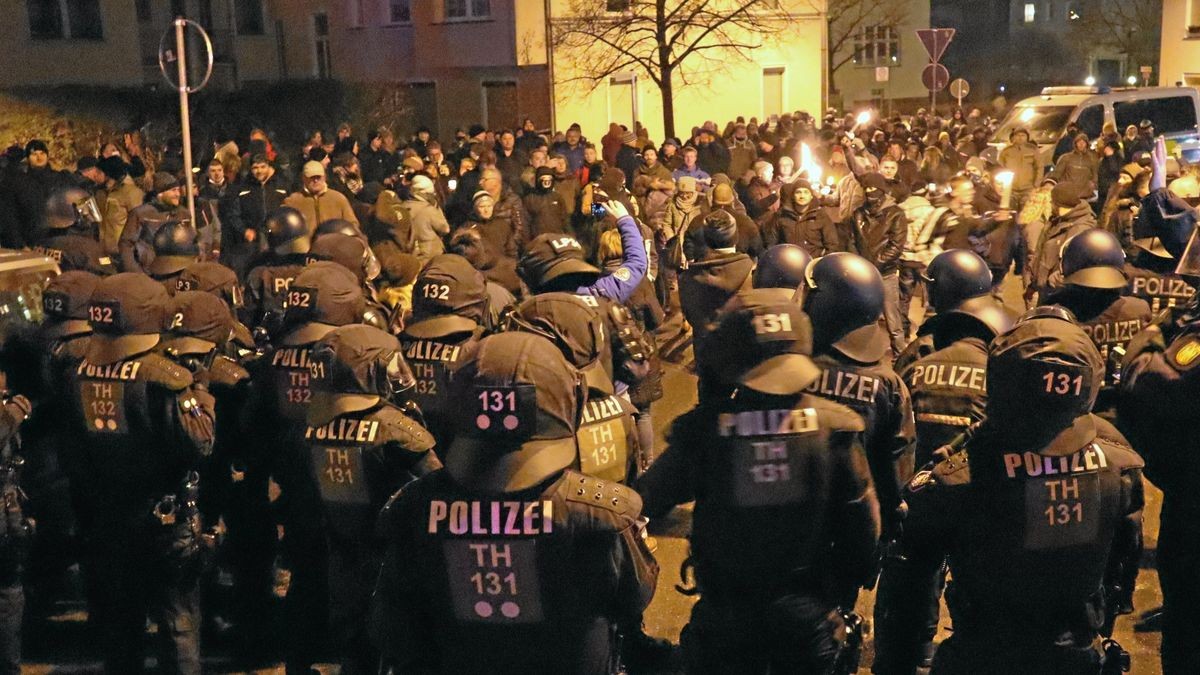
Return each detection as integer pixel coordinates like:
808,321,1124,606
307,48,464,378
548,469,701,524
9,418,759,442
136,352,194,391
378,406,436,454
931,448,971,485
563,470,642,519
209,355,250,388
1165,333,1200,372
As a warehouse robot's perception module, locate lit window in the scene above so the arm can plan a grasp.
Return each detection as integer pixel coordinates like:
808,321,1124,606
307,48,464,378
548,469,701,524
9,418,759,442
853,25,900,67
1024,3,1036,23
387,0,411,24
445,0,489,20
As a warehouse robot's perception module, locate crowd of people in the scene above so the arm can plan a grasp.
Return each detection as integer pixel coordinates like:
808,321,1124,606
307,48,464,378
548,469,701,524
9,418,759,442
0,100,1194,674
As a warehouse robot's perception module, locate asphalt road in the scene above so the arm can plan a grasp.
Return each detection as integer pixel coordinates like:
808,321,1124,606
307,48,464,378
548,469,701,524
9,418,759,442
21,274,1168,674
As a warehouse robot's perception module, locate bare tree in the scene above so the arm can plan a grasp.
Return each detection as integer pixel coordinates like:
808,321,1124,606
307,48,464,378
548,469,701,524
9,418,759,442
1067,0,1162,79
551,0,793,138
823,0,910,96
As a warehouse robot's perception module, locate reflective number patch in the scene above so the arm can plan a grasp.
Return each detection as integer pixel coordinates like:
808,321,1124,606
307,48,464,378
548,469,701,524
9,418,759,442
275,368,312,420
732,439,804,507
80,380,127,434
410,361,447,408
445,539,542,624
1023,471,1100,550
576,419,629,483
311,447,369,505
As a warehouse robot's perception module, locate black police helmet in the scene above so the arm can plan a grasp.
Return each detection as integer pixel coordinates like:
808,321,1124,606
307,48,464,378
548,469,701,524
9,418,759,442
44,187,90,230
803,252,887,362
753,244,813,292
314,218,362,240
702,209,738,250
149,221,200,276
986,306,1102,433
922,249,992,312
1061,228,1127,290
309,324,412,426
265,206,310,254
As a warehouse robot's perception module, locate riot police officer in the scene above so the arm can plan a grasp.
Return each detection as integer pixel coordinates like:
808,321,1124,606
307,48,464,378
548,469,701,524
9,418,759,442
398,253,489,453
242,260,365,673
894,248,1014,374
803,252,914,547
309,231,393,332
1125,188,1196,314
752,243,812,293
25,272,98,625
899,249,1014,467
245,206,312,338
638,291,879,673
371,331,659,674
1049,229,1151,418
1119,138,1200,674
520,228,652,399
876,309,1144,675
176,261,257,355
507,292,640,482
149,220,202,294
305,324,439,673
34,188,115,275
68,272,216,674
159,290,268,659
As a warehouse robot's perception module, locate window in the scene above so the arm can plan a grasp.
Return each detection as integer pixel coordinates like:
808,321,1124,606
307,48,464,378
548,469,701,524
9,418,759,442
483,81,517,128
135,0,152,22
387,0,411,24
445,0,489,20
314,12,332,78
235,0,265,35
1043,1,1052,20
348,0,366,27
606,0,631,10
1115,97,1199,136
763,67,785,117
1024,3,1036,22
1075,105,1104,139
27,0,103,40
853,26,899,67
1190,0,1200,31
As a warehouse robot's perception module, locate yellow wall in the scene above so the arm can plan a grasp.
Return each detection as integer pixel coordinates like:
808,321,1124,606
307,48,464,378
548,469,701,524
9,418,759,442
549,1,827,139
1160,0,1200,88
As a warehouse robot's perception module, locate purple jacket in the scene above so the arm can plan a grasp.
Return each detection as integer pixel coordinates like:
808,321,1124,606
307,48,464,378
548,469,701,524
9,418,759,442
576,214,647,304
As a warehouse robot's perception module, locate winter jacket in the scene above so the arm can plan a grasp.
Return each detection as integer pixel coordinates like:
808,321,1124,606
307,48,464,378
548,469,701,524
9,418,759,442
1054,148,1098,191
236,173,289,234
1031,201,1096,294
998,141,1043,192
404,195,450,262
899,195,945,266
575,214,647,305
0,165,72,248
119,199,189,273
696,141,731,176
769,203,840,256
727,139,757,181
282,187,359,234
847,199,907,275
679,250,754,360
101,176,144,255
523,187,570,239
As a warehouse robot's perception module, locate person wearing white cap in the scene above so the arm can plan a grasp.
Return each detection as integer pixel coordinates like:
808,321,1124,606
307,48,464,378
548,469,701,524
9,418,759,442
404,173,451,263
282,160,359,234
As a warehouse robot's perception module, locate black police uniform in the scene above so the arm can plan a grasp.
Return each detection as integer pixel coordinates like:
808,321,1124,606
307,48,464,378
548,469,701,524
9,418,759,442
241,261,366,672
149,220,202,295
160,290,272,654
1125,255,1195,314
638,294,879,674
372,332,658,675
245,207,313,336
399,254,489,454
804,254,915,544
1120,302,1200,674
508,292,642,483
304,325,440,673
33,187,116,276
311,231,395,333
25,271,97,611
68,273,216,675
876,312,1144,675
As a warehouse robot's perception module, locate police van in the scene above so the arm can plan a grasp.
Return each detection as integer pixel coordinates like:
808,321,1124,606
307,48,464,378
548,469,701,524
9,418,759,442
984,86,1200,167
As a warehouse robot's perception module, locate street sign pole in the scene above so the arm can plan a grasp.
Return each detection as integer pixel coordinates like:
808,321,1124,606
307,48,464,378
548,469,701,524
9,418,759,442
159,18,213,229
916,28,956,114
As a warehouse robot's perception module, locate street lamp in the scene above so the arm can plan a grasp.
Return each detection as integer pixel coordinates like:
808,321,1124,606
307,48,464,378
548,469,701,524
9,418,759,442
1085,75,1096,86
1127,75,1138,86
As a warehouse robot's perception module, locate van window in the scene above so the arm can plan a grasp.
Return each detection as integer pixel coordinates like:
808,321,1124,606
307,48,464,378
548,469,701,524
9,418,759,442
1075,105,1104,138
992,105,1075,145
1114,97,1198,135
